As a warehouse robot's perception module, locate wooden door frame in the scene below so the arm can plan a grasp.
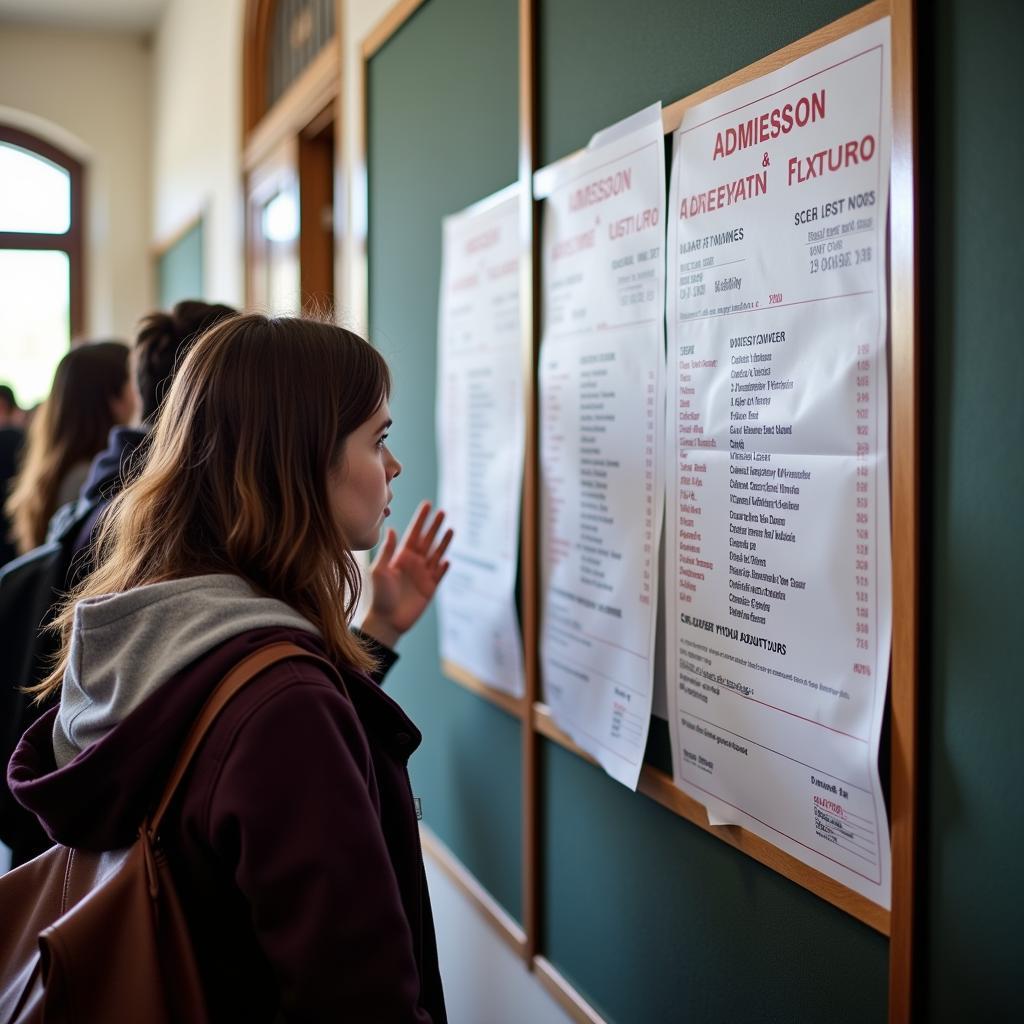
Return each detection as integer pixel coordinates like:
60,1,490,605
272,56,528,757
242,0,343,313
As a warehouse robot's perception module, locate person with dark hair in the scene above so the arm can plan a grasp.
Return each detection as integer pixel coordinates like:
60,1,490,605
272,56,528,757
4,342,135,555
9,314,452,1020
1,303,240,866
0,304,240,864
0,384,23,429
73,300,238,544
0,384,24,567
134,299,238,421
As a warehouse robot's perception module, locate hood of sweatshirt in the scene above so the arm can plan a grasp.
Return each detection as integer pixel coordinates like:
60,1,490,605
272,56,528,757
53,574,320,768
8,575,327,850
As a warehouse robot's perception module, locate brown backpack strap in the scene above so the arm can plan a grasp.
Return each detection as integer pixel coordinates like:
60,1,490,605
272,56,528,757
146,641,340,836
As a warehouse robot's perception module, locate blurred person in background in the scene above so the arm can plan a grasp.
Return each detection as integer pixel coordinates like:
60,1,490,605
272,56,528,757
0,384,25,567
0,384,24,429
0,306,234,868
4,341,135,556
71,300,237,558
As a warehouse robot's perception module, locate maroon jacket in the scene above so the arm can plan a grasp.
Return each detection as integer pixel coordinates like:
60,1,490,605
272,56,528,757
9,626,446,1023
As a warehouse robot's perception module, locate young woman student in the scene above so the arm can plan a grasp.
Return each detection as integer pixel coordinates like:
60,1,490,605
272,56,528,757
8,315,453,1021
6,340,137,556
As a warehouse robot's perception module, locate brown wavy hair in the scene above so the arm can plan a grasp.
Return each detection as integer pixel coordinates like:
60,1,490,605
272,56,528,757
35,314,390,700
6,340,130,553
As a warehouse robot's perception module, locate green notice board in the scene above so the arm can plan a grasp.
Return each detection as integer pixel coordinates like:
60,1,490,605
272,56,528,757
156,217,204,308
366,0,522,919
367,0,890,1020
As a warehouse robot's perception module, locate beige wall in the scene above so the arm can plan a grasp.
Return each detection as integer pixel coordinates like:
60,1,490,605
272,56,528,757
151,0,246,307
338,0,395,333
0,25,152,339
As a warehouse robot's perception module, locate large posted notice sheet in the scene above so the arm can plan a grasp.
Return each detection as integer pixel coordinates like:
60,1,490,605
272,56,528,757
436,186,525,697
665,19,893,906
537,105,665,788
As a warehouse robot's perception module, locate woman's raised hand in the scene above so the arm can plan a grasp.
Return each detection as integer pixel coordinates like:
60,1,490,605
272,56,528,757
360,501,453,648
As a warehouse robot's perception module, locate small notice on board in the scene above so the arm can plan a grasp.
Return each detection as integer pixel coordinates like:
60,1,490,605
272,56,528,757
436,186,525,698
664,18,893,906
536,104,666,789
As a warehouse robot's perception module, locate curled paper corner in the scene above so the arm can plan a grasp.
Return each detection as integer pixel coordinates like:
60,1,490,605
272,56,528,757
705,805,741,828
587,101,663,150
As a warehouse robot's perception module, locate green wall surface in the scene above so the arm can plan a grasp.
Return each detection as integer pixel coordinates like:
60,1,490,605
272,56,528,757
538,0,864,167
367,0,522,920
922,1,1024,1018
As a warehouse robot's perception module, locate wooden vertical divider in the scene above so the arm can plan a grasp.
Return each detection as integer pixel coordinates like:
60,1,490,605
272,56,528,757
887,0,919,1019
518,0,542,967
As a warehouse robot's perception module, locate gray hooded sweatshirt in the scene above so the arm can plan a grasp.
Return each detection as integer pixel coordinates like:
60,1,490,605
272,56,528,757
53,574,319,768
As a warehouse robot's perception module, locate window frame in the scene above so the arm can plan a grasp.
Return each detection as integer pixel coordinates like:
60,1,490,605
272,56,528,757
243,0,339,137
0,124,85,337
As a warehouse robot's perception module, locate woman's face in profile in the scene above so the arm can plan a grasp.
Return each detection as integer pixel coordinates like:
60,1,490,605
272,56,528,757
327,401,401,550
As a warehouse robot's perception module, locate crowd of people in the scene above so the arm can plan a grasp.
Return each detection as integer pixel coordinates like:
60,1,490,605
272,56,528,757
0,304,453,1021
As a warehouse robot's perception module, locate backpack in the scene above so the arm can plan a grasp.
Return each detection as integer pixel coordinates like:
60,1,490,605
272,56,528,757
0,498,103,860
0,641,329,1023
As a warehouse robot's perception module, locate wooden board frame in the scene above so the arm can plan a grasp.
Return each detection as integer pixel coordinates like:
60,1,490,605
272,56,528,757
150,209,204,262
421,825,528,957
361,0,918,1020
151,209,206,305
533,703,889,933
440,659,525,719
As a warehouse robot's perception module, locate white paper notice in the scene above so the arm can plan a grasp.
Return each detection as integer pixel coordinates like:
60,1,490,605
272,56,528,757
665,19,893,906
436,186,525,697
537,107,666,788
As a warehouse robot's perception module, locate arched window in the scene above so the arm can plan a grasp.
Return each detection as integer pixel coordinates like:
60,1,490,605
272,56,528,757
0,125,84,408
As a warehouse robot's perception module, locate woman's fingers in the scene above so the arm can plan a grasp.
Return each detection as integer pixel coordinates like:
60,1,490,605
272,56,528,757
420,509,445,551
397,501,451,561
427,527,454,568
402,500,433,550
